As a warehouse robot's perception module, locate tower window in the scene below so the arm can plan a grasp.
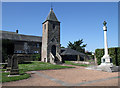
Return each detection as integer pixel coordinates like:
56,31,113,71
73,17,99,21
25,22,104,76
44,24,46,29
53,24,55,29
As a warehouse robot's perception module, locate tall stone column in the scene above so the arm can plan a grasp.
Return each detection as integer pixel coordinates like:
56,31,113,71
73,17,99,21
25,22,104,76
100,21,113,66
103,24,108,56
86,21,119,72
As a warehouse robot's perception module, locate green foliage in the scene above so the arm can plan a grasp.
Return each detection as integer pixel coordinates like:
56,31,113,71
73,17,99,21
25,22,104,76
2,39,14,62
67,39,87,53
95,47,120,66
85,51,92,55
32,54,40,61
65,61,89,67
2,61,74,83
2,39,14,55
2,72,30,83
61,46,65,48
2,49,8,62
19,61,74,72
109,48,116,65
95,49,104,65
117,47,120,66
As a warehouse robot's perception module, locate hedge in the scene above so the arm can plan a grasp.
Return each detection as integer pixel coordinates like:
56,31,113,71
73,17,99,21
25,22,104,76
95,47,120,66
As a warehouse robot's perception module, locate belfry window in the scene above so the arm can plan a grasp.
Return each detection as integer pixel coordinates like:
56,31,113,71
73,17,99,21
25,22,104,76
53,24,55,29
44,24,46,29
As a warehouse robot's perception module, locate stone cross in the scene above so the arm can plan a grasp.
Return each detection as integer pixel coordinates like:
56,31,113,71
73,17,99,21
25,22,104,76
10,54,19,75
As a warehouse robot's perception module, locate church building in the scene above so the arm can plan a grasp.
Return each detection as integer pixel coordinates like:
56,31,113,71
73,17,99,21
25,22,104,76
41,8,62,64
1,8,89,63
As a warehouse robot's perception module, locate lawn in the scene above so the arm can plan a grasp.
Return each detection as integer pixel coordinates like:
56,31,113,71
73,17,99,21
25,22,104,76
2,71,30,83
19,61,74,72
2,61,74,83
65,61,90,67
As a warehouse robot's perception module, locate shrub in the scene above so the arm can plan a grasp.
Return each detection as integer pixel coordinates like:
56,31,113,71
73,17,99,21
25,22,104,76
117,47,120,66
95,47,120,66
31,54,40,61
95,49,104,65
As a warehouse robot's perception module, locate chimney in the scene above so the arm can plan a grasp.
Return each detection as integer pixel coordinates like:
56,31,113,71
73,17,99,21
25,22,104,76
16,29,18,33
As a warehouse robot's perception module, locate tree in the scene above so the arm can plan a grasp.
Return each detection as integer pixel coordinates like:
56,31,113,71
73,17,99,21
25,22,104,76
85,51,92,55
61,46,65,48
67,39,87,53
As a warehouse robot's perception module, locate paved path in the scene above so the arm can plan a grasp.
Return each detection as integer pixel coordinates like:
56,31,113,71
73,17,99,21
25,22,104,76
2,64,119,86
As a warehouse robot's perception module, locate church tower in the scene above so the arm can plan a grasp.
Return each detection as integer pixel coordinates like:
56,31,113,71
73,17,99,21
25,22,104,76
41,8,62,64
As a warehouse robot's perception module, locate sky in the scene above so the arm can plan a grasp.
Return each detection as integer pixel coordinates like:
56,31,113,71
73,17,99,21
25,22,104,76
2,2,118,52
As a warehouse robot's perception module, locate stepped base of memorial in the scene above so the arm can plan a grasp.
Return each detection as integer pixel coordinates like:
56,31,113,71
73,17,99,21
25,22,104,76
86,63,120,72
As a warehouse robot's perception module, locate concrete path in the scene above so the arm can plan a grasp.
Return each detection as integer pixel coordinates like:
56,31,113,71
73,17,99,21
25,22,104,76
2,64,119,86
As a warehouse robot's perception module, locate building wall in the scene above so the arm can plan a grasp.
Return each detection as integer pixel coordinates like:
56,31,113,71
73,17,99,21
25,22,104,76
61,55,85,63
2,39,42,62
41,20,61,62
14,41,41,54
41,21,48,62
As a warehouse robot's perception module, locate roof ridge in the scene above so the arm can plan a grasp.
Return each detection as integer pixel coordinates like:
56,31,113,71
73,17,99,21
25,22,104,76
1,30,42,38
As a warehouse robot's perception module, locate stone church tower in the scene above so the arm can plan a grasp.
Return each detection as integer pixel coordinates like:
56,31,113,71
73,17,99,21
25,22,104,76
41,8,62,64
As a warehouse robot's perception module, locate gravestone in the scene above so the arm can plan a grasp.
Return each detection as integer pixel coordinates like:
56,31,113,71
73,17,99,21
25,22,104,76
7,55,12,71
2,60,8,69
10,54,19,75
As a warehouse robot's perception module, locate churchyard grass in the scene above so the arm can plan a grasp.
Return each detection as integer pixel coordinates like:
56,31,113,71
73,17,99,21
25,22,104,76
65,61,90,67
1,61,73,83
0,69,6,71
1,71,30,83
19,61,74,72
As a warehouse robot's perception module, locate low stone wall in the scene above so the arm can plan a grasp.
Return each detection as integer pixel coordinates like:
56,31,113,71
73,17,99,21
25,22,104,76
71,61,93,65
16,54,38,63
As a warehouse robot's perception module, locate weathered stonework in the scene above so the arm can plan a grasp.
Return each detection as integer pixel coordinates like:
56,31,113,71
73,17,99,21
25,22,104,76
10,54,19,75
7,55,12,71
41,8,62,63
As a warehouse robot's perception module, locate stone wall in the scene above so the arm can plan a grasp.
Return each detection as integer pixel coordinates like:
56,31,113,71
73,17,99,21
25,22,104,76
14,41,41,54
42,20,61,62
17,54,40,63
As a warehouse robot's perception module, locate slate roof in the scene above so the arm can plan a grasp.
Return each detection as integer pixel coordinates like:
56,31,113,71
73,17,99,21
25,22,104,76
43,8,59,23
0,30,42,42
61,48,86,56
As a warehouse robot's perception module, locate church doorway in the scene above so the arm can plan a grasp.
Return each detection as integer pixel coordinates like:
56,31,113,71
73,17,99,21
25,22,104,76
51,45,56,56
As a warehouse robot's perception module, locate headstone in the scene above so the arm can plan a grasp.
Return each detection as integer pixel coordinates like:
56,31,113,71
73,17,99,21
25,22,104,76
3,60,7,69
10,54,19,75
6,55,12,71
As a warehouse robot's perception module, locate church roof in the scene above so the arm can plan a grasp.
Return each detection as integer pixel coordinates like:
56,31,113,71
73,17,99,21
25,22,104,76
0,30,42,42
43,8,59,23
61,48,86,56
61,48,89,58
